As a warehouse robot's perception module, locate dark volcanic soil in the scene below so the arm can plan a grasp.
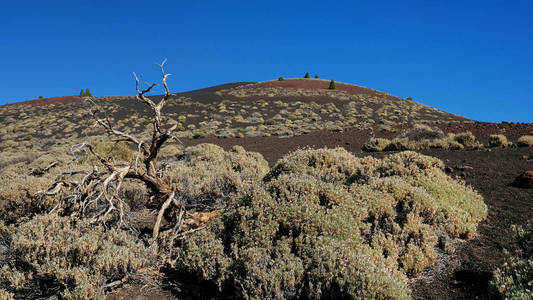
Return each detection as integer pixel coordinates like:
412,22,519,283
408,146,533,299
176,122,533,299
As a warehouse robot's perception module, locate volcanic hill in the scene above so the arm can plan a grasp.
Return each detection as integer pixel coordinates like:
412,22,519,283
1,77,533,300
0,78,470,153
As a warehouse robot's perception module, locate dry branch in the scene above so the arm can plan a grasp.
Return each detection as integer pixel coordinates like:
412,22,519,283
42,60,193,248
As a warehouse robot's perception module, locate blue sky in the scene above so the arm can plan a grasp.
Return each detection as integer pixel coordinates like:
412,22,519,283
1,1,532,122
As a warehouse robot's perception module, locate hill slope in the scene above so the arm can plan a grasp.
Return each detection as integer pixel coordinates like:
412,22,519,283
0,78,470,152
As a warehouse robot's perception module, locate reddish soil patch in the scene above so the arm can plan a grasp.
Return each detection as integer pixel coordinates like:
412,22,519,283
1,96,85,108
249,78,403,99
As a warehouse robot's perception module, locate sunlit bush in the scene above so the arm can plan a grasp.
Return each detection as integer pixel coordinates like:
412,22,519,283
489,134,512,148
174,148,487,299
0,214,151,299
517,135,533,147
163,143,270,208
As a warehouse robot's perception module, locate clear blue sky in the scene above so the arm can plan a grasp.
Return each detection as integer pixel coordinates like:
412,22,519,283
1,1,532,122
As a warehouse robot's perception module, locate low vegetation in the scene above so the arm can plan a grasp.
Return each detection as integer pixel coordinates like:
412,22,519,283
0,215,151,299
0,143,487,299
488,134,513,148
490,223,533,299
328,79,336,90
174,148,487,299
363,125,483,152
517,135,533,147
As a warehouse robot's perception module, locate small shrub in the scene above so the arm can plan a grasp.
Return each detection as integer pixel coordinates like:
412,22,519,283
517,135,533,147
314,75,319,79
399,124,444,141
304,72,310,78
362,138,392,152
78,140,133,165
489,134,512,148
453,131,482,149
328,80,336,90
278,77,284,81
490,224,533,299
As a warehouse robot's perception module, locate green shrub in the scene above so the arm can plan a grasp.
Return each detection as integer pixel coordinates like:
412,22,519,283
162,143,269,209
278,77,284,81
517,135,533,147
362,137,392,152
304,72,310,78
174,148,487,299
489,134,512,148
84,88,92,97
490,224,533,299
0,151,76,225
78,140,134,165
0,214,152,299
453,131,482,149
314,75,319,79
328,80,336,90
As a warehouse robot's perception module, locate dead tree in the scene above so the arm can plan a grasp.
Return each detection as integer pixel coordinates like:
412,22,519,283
42,59,186,246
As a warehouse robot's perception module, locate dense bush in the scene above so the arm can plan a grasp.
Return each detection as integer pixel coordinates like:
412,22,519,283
489,134,512,148
517,135,533,147
162,143,269,209
78,139,134,165
0,143,271,299
0,214,151,299
0,149,79,225
304,72,310,78
174,148,487,299
490,224,533,299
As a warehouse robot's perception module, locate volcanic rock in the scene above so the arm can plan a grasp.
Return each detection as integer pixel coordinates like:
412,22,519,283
511,171,533,188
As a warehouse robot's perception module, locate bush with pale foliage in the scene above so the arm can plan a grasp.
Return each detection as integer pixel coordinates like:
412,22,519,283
488,134,512,148
0,214,151,299
174,148,487,299
517,135,533,147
